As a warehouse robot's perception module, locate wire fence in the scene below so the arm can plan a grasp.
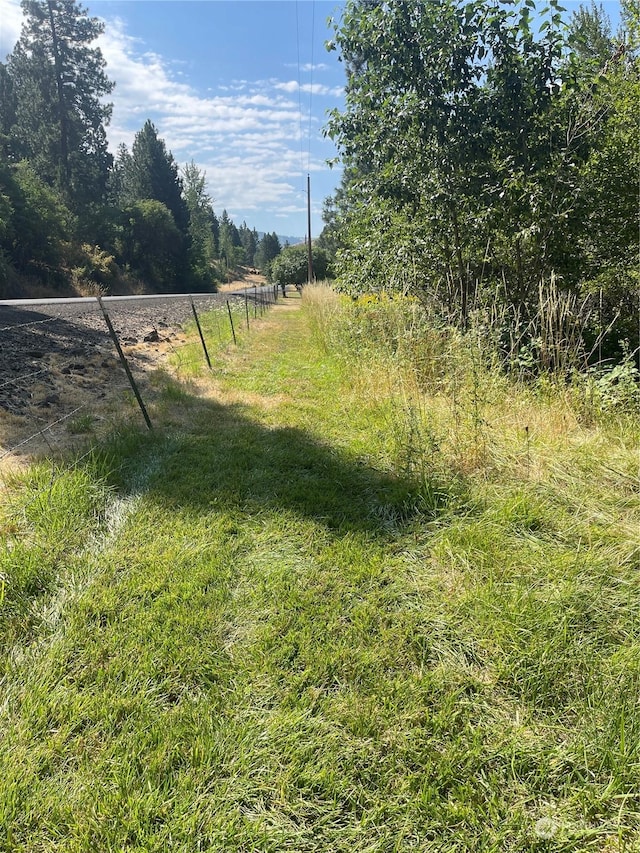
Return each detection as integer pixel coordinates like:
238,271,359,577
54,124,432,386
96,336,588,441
0,283,280,509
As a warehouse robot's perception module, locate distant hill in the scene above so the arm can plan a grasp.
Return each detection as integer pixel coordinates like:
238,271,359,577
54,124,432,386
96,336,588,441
257,232,304,247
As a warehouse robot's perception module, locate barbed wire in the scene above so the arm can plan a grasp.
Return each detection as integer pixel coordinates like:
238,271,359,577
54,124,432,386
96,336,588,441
0,405,88,461
0,286,279,512
0,368,48,390
0,315,58,333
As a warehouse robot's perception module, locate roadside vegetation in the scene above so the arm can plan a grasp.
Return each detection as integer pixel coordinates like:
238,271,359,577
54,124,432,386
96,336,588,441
0,3,284,298
0,286,638,851
322,0,639,367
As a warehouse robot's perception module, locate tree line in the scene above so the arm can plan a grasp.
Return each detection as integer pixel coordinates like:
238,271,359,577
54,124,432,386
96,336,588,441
321,0,639,363
0,0,283,296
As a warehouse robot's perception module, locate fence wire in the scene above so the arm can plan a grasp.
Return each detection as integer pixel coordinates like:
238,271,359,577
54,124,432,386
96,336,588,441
0,284,279,487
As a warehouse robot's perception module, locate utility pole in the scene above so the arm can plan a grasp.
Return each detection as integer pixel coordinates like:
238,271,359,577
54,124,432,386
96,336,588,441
307,173,313,285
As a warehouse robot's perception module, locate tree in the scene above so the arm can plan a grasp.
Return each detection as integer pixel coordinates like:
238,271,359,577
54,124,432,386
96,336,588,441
118,120,189,235
270,244,330,288
6,0,114,207
570,1,616,65
182,160,217,289
0,157,72,282
238,221,258,267
116,199,182,292
0,64,17,158
255,231,281,274
218,209,243,273
566,0,640,356
326,0,577,315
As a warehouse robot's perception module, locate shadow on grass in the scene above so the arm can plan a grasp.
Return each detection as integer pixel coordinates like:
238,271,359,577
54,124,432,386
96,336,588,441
124,396,448,535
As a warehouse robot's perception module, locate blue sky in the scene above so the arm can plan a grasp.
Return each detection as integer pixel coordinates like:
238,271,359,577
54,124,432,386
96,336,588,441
0,0,346,239
0,0,624,239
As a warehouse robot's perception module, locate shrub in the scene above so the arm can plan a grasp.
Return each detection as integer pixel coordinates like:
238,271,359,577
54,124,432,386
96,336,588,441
270,244,330,288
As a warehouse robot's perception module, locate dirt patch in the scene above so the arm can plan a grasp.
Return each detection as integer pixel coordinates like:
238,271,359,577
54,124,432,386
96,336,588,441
218,271,268,293
0,299,203,463
0,288,286,465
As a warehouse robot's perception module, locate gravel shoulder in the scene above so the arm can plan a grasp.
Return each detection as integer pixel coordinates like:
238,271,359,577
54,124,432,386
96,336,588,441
0,286,267,463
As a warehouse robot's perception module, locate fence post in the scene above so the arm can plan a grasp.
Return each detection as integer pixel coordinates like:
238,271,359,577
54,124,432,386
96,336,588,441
97,297,152,430
226,300,237,345
244,293,250,330
190,296,212,369
254,286,258,319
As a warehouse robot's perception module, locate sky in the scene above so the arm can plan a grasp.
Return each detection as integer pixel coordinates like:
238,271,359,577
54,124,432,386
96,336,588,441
0,0,347,240
0,0,624,240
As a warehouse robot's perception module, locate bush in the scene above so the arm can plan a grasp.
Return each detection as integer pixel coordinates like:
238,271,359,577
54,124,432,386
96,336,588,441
69,243,118,296
270,244,330,288
116,200,184,292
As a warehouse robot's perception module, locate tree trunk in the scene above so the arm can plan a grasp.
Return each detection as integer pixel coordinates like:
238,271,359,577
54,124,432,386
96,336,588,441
46,0,69,188
450,204,468,328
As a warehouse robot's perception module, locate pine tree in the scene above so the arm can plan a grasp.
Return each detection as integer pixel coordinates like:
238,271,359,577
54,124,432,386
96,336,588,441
238,221,257,267
255,232,281,273
182,160,217,288
0,64,17,158
7,0,114,207
120,120,189,235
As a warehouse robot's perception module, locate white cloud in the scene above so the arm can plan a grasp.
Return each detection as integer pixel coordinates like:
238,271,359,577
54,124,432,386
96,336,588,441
0,1,340,234
0,0,23,59
302,62,329,72
273,79,343,97
285,61,330,73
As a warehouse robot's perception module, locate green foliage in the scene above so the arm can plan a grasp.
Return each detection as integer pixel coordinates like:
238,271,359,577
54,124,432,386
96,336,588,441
0,158,73,285
69,242,118,295
116,199,183,292
237,221,258,267
270,243,330,288
117,121,189,235
218,208,243,273
182,160,218,290
326,0,639,356
6,0,114,207
0,4,285,297
0,63,16,157
254,231,281,275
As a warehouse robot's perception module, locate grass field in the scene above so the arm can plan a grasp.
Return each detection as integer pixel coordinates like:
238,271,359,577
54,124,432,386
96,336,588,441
0,288,638,852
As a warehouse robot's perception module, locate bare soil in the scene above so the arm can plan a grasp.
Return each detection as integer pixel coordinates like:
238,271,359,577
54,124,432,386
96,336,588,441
0,275,268,464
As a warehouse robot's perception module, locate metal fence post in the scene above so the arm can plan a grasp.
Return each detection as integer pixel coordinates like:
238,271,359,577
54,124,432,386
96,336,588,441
190,296,212,369
226,300,237,345
97,297,152,430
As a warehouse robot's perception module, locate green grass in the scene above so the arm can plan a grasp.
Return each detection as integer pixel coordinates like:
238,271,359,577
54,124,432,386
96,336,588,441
0,290,638,851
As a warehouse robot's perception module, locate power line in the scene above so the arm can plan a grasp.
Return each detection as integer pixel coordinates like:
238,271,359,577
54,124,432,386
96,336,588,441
295,0,305,189
308,0,315,174
294,1,316,192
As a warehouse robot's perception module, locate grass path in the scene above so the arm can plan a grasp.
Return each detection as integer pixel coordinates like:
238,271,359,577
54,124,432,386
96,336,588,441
1,296,639,851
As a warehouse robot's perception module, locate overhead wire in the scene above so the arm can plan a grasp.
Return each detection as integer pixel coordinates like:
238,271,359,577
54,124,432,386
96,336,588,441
308,0,315,174
294,0,316,241
295,1,306,195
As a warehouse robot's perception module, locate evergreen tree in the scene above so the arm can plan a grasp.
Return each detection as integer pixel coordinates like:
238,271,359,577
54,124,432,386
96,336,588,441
6,0,114,207
182,160,217,288
0,64,17,158
238,221,257,266
218,209,242,268
119,120,189,235
255,231,281,273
